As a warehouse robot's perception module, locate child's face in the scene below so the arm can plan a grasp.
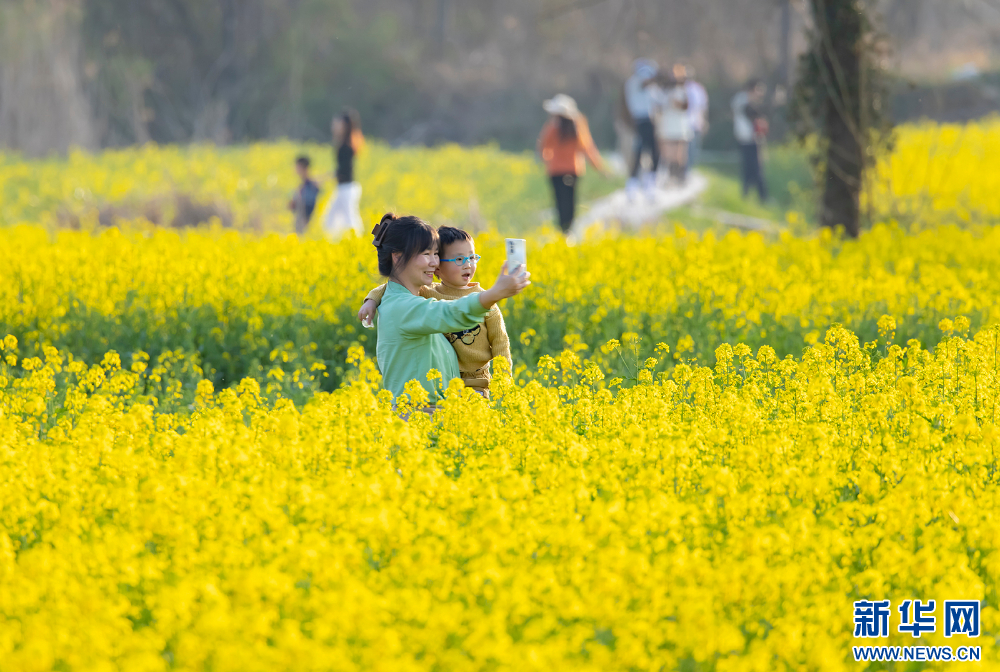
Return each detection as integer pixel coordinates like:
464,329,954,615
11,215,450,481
436,239,477,288
296,163,309,179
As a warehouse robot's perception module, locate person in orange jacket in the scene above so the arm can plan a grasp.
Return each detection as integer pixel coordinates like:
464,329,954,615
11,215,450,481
537,94,609,234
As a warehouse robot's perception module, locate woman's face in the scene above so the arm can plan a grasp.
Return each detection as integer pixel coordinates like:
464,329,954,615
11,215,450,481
332,118,346,142
396,245,440,289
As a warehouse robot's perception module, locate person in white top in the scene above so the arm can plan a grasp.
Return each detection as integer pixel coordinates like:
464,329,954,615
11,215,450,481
652,64,692,185
624,58,660,199
731,79,769,202
683,67,709,172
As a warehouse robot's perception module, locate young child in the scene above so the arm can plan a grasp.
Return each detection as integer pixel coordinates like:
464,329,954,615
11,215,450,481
358,226,512,395
288,155,320,234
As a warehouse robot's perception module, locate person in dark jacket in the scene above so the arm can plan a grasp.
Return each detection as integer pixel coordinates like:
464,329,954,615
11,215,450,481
289,155,319,234
732,79,769,202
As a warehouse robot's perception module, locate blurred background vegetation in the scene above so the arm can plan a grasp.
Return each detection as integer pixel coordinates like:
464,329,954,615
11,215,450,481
3,0,1000,156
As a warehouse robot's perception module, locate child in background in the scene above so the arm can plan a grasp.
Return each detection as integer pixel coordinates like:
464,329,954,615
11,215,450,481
358,226,512,396
288,155,320,234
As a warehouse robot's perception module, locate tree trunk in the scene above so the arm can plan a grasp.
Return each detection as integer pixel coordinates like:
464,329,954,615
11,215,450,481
815,0,864,238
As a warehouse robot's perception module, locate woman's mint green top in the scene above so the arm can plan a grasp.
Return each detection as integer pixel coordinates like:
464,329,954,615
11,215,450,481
376,281,490,400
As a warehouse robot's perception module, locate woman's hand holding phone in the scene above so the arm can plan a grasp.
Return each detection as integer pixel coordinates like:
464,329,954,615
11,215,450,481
479,262,531,309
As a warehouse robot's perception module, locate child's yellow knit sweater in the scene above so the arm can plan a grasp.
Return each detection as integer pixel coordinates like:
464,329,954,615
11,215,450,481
364,282,512,389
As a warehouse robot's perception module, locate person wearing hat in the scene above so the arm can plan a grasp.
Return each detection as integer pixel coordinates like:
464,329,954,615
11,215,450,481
624,58,660,199
537,94,608,235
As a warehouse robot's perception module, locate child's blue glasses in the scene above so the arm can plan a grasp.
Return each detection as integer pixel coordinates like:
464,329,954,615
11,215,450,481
440,254,482,266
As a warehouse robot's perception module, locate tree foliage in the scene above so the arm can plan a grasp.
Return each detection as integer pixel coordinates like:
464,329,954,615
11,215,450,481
0,0,990,155
80,0,422,145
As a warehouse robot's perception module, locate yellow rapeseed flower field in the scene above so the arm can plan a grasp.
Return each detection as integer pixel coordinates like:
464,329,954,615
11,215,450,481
2,221,1000,397
869,119,1000,222
5,120,1000,233
1,122,998,670
0,141,613,234
1,326,997,670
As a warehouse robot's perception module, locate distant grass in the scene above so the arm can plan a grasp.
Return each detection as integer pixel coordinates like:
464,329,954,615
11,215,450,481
699,145,815,213
659,144,817,235
697,167,785,218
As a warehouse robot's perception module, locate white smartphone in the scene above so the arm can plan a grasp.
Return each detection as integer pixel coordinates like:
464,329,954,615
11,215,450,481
505,238,527,277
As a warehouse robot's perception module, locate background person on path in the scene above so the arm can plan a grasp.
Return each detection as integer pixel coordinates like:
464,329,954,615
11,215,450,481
368,213,529,405
624,58,660,200
321,108,365,239
537,94,608,235
652,66,691,186
289,155,319,234
732,79,769,202
684,66,709,172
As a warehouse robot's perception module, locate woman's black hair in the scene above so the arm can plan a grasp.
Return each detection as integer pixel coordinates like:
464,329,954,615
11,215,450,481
339,108,361,147
438,226,472,250
558,115,578,142
372,212,438,278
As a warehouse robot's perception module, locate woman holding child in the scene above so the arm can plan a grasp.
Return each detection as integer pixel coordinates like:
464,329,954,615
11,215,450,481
358,214,529,404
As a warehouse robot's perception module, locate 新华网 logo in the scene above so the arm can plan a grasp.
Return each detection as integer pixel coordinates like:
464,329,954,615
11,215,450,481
853,599,980,638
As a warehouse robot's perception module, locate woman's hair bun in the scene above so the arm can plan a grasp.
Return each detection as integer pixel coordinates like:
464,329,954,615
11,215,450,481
372,212,397,249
